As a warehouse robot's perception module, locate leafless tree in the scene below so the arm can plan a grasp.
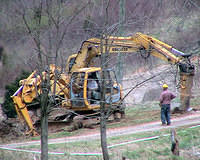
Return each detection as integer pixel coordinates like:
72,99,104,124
14,0,91,159
99,1,111,159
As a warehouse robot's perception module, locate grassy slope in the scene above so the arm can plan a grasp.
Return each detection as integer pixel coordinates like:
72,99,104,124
0,98,200,159
1,105,200,159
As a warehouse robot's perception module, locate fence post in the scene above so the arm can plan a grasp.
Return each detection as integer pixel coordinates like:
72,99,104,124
171,129,179,156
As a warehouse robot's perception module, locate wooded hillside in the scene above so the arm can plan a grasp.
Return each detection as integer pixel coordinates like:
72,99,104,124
0,0,199,90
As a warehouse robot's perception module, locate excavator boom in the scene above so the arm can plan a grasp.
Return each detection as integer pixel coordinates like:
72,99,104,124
70,32,194,73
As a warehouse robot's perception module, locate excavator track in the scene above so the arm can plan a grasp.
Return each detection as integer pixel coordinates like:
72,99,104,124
33,108,124,134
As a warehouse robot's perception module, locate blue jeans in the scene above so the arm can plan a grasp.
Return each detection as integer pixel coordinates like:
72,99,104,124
161,104,171,125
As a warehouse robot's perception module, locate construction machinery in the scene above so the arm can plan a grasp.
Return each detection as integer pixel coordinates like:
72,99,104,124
11,32,195,136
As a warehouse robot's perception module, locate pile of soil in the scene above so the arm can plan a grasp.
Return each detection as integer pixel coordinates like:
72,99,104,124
0,119,25,143
0,104,25,142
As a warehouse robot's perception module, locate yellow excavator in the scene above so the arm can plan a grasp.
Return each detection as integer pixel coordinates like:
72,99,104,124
11,32,195,136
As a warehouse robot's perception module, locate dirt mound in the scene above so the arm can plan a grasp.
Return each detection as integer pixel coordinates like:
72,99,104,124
0,104,24,142
0,119,25,143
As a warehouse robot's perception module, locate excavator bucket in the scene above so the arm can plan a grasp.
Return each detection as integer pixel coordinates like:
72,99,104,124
180,72,194,111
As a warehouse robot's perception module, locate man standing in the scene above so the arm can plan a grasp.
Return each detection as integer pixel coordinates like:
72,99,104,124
159,84,176,125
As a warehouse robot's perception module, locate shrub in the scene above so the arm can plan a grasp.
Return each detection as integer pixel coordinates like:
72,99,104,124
2,70,30,118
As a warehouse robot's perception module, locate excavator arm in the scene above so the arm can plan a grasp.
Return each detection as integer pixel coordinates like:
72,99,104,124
69,32,194,73
69,32,194,110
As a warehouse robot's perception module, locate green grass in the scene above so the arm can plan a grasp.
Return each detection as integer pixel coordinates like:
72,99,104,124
190,97,200,107
48,131,73,139
118,127,200,160
125,150,142,159
11,126,200,160
1,98,200,160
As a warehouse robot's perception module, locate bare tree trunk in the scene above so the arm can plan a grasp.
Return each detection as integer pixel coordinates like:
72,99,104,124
116,0,126,83
100,104,109,160
22,1,50,158
40,80,49,160
100,36,109,159
99,1,111,159
33,2,49,159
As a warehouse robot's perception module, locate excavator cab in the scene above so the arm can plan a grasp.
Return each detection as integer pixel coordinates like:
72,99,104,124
69,67,122,111
70,71,85,108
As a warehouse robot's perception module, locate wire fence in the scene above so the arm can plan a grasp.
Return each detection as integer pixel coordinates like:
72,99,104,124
1,123,200,159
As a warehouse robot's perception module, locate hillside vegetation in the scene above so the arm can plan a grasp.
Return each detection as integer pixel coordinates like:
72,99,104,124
0,0,199,90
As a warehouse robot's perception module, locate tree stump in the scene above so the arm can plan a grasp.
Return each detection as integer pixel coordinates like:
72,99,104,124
171,129,179,156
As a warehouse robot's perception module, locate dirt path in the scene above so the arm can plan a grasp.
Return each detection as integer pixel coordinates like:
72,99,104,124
1,111,200,149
